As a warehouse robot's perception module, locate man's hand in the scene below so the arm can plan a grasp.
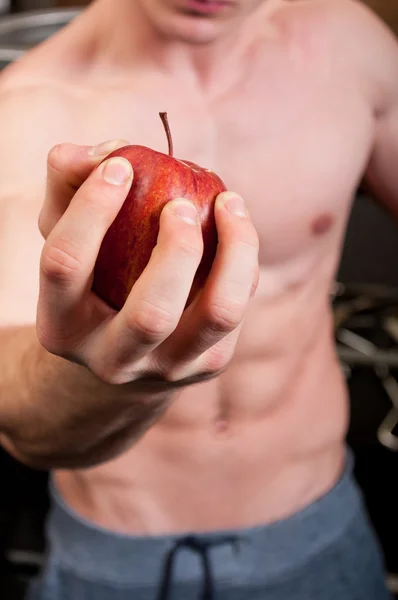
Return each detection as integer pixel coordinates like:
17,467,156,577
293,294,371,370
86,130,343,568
37,141,259,391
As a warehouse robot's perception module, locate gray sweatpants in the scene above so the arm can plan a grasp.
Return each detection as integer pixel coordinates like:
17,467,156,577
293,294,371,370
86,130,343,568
27,451,391,600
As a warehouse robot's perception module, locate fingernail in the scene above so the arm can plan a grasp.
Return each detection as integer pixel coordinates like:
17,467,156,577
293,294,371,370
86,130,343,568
102,157,133,185
170,199,199,225
221,192,247,217
89,139,127,158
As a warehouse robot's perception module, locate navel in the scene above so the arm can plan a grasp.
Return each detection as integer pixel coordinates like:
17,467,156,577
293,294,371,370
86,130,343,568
214,418,229,434
311,213,335,236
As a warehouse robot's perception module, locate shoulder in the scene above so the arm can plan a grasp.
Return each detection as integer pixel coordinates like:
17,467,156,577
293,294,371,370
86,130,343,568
272,0,395,50
275,0,388,30
0,66,78,196
0,6,90,112
273,0,398,112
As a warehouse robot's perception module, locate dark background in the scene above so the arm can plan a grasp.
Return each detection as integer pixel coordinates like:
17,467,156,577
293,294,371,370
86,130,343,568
1,1,398,598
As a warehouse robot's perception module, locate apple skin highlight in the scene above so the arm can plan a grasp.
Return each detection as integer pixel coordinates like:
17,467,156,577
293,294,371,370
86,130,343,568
93,113,227,310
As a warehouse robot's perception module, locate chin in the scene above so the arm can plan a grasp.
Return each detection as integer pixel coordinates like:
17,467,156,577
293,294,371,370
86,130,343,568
138,0,237,45
165,15,227,44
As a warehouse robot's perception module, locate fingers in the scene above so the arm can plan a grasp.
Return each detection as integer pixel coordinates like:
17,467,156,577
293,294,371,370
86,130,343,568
38,181,257,391
87,199,204,383
39,140,129,238
156,191,259,379
37,156,134,353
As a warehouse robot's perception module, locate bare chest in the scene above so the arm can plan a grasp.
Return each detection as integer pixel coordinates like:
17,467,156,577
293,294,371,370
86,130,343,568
74,65,374,271
4,51,375,305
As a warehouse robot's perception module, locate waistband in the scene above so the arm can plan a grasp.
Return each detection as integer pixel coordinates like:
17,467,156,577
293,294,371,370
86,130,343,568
47,450,363,585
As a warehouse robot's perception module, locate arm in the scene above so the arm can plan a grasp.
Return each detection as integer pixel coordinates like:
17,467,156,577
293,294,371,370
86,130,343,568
0,89,258,471
344,1,398,212
0,136,177,469
0,108,173,468
0,326,171,469
0,88,154,468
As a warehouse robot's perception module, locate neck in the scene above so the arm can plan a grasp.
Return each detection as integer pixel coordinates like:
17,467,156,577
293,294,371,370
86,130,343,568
80,0,276,89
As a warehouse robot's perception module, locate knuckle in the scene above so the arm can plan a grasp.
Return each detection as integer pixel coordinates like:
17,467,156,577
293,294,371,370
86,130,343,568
172,235,203,259
124,300,177,343
47,144,64,172
41,239,83,285
205,297,245,334
205,342,234,373
93,357,150,386
47,143,82,181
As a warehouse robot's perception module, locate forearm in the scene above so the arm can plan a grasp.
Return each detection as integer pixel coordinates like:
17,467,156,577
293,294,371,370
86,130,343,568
0,326,171,469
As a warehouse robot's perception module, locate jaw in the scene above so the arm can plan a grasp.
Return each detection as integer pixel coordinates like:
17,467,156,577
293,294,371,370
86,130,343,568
134,0,249,45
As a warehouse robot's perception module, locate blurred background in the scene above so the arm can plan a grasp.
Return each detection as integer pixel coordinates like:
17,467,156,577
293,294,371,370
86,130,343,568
1,0,398,599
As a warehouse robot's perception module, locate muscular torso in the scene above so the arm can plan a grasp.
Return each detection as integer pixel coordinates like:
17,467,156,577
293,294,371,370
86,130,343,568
0,2,377,533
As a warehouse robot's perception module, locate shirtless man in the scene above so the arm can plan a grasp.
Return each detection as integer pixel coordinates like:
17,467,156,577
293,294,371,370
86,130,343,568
0,0,396,597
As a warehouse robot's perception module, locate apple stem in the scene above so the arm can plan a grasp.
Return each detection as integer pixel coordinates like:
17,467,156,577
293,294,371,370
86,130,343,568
159,112,174,157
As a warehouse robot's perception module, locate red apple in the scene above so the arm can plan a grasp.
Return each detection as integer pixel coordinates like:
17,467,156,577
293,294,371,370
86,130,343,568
93,112,227,310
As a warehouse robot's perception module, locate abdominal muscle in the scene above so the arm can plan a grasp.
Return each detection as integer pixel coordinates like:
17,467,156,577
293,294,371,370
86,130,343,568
55,273,349,535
